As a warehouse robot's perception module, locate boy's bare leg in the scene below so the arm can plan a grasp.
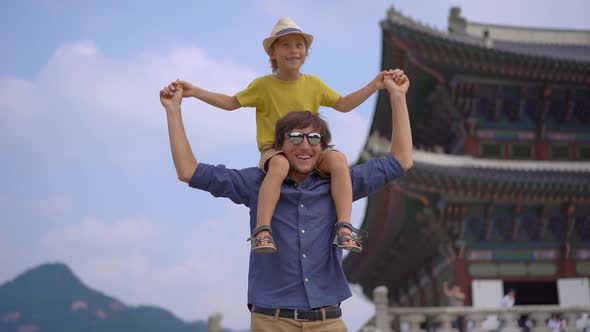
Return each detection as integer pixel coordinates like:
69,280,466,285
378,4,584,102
255,154,290,251
318,151,355,246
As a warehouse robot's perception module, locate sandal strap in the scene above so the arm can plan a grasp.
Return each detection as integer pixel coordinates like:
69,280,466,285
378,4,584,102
246,225,272,241
334,221,368,238
333,221,368,251
248,235,275,246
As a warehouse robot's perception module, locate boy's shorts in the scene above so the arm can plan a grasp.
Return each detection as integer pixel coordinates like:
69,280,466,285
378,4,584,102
259,146,337,175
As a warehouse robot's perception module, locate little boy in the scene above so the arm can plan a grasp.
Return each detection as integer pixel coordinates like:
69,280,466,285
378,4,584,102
162,17,391,254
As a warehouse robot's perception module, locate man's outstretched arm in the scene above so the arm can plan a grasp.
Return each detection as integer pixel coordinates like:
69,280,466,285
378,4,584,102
385,69,413,171
160,85,198,183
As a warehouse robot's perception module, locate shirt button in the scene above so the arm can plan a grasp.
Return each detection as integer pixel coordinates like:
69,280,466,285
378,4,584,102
302,254,307,258
299,203,304,208
301,229,305,234
304,278,309,282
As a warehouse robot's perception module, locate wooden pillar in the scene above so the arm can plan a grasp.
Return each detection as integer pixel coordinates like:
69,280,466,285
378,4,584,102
454,257,472,306
536,86,551,160
431,265,441,305
561,204,577,277
560,243,577,277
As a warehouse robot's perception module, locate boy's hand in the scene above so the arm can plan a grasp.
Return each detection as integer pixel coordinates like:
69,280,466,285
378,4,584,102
160,84,183,109
369,70,391,90
161,79,196,98
384,69,409,95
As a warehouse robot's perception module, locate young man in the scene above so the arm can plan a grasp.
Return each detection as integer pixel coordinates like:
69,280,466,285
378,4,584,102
160,70,412,331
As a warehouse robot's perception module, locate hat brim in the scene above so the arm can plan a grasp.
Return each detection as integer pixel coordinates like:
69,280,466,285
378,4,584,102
263,32,314,55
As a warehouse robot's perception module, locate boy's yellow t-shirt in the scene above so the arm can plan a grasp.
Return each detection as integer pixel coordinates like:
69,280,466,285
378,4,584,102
235,74,341,151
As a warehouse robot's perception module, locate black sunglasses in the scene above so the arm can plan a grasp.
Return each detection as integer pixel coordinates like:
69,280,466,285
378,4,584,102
286,131,322,146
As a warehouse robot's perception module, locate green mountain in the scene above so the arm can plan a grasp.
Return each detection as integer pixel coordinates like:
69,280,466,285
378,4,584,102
0,262,240,332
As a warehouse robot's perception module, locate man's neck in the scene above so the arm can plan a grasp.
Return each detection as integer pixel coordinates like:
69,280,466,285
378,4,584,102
288,172,312,184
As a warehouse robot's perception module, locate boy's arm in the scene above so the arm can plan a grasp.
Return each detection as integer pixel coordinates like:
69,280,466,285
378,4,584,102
332,71,388,113
160,85,199,183
163,80,241,111
385,69,413,171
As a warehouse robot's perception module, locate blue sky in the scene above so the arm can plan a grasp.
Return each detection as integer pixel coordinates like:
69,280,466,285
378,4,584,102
1,0,589,330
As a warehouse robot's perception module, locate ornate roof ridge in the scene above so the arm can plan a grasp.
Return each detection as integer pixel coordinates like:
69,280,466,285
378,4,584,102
413,150,590,173
383,6,487,48
468,20,590,35
449,6,590,46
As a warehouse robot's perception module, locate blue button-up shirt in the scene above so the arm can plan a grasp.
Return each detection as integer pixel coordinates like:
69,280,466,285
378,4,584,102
189,153,405,309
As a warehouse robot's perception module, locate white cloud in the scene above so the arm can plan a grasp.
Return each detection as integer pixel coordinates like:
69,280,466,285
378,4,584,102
0,78,34,115
0,41,260,160
41,216,156,252
55,41,98,57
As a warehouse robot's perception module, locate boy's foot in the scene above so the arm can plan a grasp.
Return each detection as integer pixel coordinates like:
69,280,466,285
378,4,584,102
247,225,277,254
332,222,367,253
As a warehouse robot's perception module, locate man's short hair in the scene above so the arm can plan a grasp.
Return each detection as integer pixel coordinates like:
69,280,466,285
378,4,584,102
273,111,332,149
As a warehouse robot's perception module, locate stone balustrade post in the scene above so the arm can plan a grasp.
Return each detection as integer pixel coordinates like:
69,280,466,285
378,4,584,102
563,311,579,332
528,311,550,332
374,286,391,332
437,312,457,332
403,314,426,332
499,311,520,332
465,312,486,332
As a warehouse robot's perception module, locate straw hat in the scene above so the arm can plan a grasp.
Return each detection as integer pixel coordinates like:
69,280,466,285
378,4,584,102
263,18,314,55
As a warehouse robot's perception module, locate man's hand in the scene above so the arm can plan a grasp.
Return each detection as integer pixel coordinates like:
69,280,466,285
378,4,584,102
384,69,409,96
160,83,183,109
161,79,196,98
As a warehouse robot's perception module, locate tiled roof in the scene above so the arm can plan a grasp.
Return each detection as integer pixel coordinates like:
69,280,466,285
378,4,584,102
493,40,590,63
404,151,590,199
384,6,590,65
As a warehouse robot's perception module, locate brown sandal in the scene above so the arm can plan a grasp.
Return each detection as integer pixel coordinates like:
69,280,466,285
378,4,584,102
247,225,277,254
332,222,367,253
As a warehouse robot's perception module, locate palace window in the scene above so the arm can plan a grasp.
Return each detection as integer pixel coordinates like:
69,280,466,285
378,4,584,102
572,92,589,123
480,142,503,158
550,144,571,161
510,144,533,160
524,98,542,123
579,145,590,161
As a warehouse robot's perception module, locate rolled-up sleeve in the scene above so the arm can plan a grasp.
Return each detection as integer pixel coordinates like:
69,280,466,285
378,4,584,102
189,163,260,206
350,154,406,201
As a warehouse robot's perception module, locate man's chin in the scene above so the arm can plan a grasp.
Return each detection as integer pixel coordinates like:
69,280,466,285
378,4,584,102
291,162,316,175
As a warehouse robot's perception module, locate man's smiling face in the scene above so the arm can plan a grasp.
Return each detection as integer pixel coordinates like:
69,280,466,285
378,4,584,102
281,125,322,182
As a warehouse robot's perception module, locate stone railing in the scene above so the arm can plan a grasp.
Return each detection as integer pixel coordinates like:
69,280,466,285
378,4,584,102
359,287,590,332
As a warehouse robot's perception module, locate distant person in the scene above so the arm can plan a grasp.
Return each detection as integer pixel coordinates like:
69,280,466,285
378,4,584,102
443,281,466,332
498,289,521,331
499,289,515,307
548,313,566,332
160,71,412,331
443,281,465,307
162,17,395,255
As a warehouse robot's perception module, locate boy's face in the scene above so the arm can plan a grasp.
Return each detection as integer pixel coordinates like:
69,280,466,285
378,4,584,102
269,34,307,72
